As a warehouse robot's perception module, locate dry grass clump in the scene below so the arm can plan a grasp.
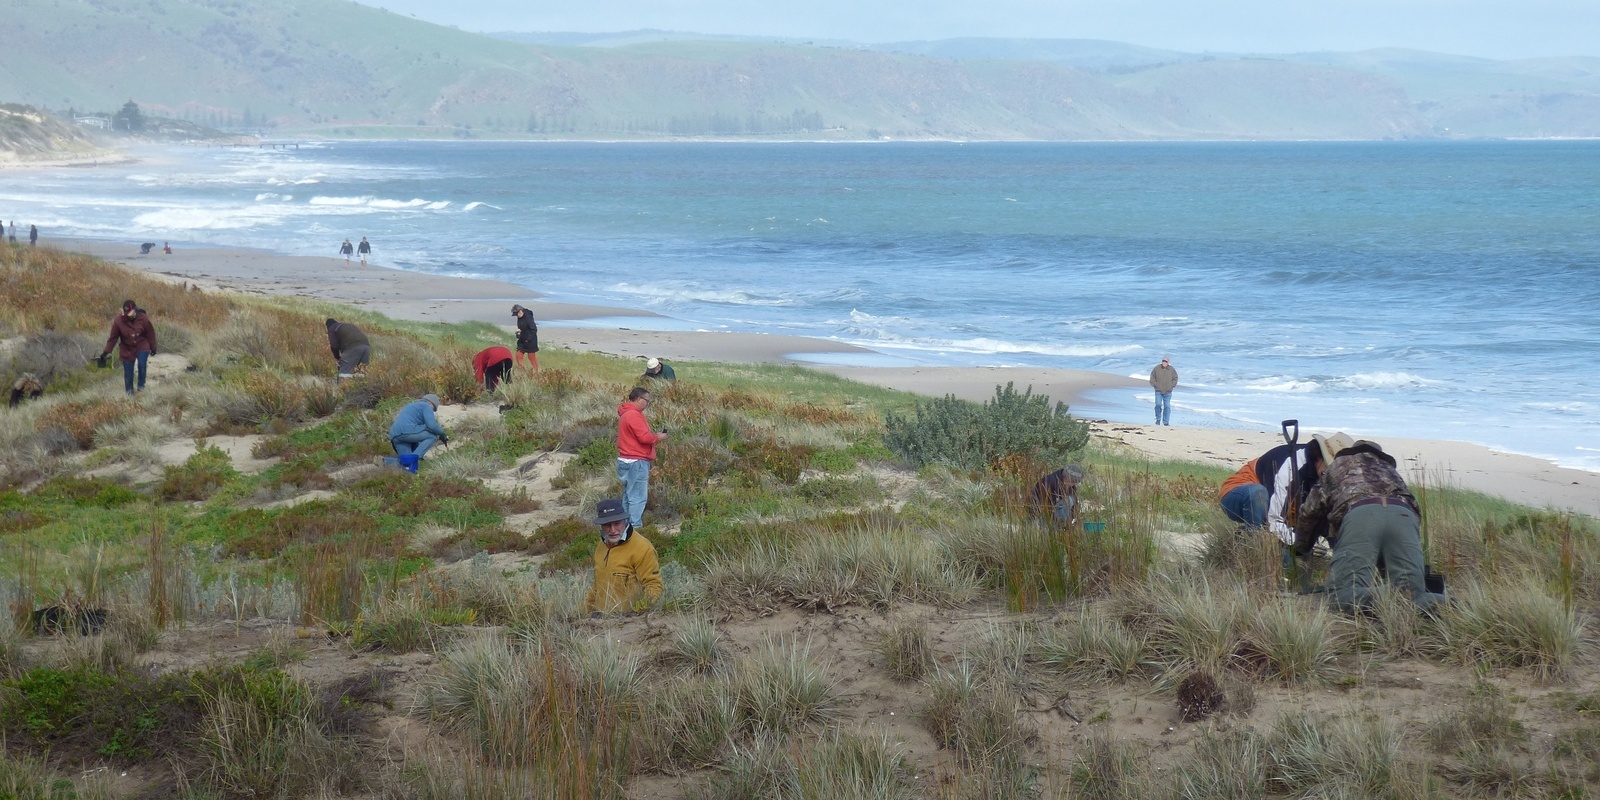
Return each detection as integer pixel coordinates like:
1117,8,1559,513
657,616,730,676
353,595,444,653
194,670,363,799
1265,711,1425,799
877,619,935,683
1236,597,1345,684
1117,573,1251,680
1033,610,1146,684
35,396,139,450
0,749,115,800
1439,577,1589,681
1172,727,1268,799
703,732,916,800
922,662,1031,774
1069,730,1147,800
636,676,738,774
732,638,838,736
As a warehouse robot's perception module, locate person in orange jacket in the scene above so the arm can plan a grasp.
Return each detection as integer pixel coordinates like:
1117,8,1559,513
585,498,663,616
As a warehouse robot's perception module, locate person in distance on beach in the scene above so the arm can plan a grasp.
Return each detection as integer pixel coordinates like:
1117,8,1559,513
1149,356,1177,426
1293,439,1446,615
472,345,514,393
642,357,676,382
585,498,663,617
99,299,158,395
162,242,172,254
511,304,540,371
616,387,667,530
325,318,370,379
339,238,353,264
29,225,38,247
356,236,371,266
1218,432,1353,544
6,221,14,243
388,393,449,458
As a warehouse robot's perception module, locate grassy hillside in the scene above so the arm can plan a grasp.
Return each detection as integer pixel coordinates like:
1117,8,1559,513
0,242,1597,797
2,0,1598,139
0,104,108,163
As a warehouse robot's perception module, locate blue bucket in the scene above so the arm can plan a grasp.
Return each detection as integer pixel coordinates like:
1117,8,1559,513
397,453,421,473
1083,521,1107,533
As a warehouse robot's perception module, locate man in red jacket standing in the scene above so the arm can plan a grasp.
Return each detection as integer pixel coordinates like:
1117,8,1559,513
100,299,158,395
616,386,667,529
471,345,514,392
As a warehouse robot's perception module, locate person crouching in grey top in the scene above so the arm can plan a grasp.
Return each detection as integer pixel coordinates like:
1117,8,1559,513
1293,439,1446,615
326,318,370,378
389,393,448,457
1149,356,1177,426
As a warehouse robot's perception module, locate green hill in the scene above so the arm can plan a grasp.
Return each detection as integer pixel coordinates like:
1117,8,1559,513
0,0,1596,140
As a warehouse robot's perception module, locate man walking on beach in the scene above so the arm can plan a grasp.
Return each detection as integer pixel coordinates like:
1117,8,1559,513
616,387,667,530
585,498,663,616
340,238,353,264
100,299,158,395
326,318,370,378
1294,439,1446,614
1149,356,1177,426
356,236,371,266
28,225,38,247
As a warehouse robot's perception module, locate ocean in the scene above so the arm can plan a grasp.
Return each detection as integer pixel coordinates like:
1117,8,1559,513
5,140,1598,470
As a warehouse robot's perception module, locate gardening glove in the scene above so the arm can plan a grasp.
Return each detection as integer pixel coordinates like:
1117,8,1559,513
96,353,108,369
439,433,450,446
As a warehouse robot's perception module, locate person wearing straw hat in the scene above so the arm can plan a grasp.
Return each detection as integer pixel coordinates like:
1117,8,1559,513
1294,439,1446,614
585,498,663,616
1218,432,1354,542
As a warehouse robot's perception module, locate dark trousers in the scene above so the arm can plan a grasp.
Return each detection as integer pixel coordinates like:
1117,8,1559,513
483,359,513,392
1329,503,1446,614
122,352,149,394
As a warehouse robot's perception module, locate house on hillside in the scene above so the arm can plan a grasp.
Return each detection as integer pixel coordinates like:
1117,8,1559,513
74,116,109,129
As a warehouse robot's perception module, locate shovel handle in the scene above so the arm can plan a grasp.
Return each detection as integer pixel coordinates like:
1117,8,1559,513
1281,419,1299,446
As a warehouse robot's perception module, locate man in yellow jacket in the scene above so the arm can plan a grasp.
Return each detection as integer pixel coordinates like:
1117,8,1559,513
586,498,664,616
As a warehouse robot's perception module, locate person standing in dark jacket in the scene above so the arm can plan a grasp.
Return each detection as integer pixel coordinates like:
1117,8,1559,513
1294,439,1446,614
29,225,38,247
356,237,371,266
512,304,540,371
326,318,370,378
1149,356,1178,426
101,299,158,395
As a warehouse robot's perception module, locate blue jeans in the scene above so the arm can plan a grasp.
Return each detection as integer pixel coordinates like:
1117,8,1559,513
1154,392,1172,425
617,458,652,528
1220,484,1268,528
391,432,440,457
122,352,149,394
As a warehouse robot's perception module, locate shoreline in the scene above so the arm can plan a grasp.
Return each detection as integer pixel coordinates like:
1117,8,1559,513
52,237,1600,515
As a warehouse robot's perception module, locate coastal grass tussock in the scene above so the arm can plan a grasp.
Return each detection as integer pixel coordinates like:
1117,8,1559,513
1236,597,1344,684
1069,730,1147,800
1117,573,1251,679
922,662,1031,772
877,619,935,683
1033,610,1146,685
733,638,838,737
1440,577,1589,681
704,732,917,800
658,615,730,676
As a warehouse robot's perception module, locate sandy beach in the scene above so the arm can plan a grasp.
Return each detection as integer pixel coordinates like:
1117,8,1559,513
58,238,1600,516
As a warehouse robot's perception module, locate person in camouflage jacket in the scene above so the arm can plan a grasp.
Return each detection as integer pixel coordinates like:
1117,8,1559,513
1294,440,1446,614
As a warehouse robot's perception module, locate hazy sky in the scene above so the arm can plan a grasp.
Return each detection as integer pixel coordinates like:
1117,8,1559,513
365,0,1598,59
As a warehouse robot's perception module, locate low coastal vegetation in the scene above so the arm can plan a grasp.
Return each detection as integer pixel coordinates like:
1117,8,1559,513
1,242,1597,798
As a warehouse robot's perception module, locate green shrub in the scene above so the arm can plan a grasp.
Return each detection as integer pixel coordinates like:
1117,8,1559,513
883,382,1088,470
34,476,140,508
157,442,239,501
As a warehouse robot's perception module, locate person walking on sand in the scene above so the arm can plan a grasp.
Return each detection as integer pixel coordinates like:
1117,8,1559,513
29,225,38,247
512,304,540,371
1294,439,1447,615
356,236,371,266
99,299,158,395
616,387,667,530
1149,356,1177,426
6,221,14,244
472,345,514,392
339,238,353,264
388,393,449,458
585,498,663,616
325,318,370,378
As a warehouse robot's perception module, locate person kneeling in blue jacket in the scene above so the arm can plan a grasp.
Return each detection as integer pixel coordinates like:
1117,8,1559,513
389,393,449,457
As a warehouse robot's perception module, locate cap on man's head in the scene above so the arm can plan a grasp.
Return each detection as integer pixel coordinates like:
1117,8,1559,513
511,304,523,315
1312,432,1356,465
122,299,137,312
325,318,338,329
646,357,661,370
593,498,628,525
420,393,441,408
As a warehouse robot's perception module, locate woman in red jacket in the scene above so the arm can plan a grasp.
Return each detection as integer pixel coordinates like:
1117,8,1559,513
472,346,515,392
